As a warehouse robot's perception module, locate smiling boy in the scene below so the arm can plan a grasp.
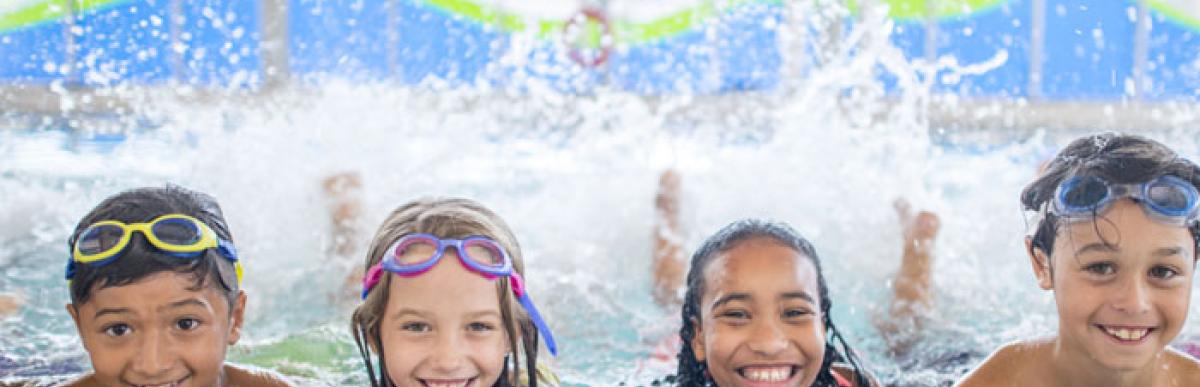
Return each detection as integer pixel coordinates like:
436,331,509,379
63,186,291,387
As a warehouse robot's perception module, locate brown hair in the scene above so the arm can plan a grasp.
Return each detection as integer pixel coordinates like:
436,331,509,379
350,197,545,387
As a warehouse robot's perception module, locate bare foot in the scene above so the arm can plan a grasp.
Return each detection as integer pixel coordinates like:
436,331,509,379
878,198,941,357
653,169,685,308
323,172,364,299
323,172,363,258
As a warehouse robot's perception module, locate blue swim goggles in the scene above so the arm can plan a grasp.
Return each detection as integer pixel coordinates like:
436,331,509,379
361,233,558,356
1051,175,1200,226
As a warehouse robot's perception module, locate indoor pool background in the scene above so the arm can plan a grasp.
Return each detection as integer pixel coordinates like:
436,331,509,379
2,0,1200,386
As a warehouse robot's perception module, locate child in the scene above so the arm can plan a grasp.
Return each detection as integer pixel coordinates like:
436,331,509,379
62,185,292,387
351,197,559,387
674,219,876,387
957,133,1200,387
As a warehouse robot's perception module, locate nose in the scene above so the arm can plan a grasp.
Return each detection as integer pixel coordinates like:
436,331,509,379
746,319,789,356
130,331,175,377
429,331,467,373
1110,275,1151,315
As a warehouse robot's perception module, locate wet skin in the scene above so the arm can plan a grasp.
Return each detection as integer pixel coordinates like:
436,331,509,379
66,272,246,387
957,199,1200,387
691,237,826,387
380,248,510,387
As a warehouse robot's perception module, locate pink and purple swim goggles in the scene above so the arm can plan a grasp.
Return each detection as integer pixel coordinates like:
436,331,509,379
361,233,558,356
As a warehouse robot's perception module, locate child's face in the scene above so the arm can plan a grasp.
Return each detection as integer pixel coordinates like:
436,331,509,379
67,271,246,387
380,249,510,387
1035,199,1195,370
691,238,825,387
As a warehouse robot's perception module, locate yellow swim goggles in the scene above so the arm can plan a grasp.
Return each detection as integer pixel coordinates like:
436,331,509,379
66,214,242,285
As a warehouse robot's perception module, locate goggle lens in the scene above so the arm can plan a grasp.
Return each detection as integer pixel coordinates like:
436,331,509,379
394,238,439,265
78,224,125,255
463,239,504,267
1061,177,1109,210
1147,180,1193,213
151,218,203,245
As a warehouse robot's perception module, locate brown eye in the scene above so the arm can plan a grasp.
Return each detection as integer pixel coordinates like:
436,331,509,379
104,324,132,337
1084,262,1115,276
176,318,200,331
1149,265,1179,280
782,308,813,319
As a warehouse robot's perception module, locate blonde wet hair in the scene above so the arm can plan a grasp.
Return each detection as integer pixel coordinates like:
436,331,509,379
351,197,547,387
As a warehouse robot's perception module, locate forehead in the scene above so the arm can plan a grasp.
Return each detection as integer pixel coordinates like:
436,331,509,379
78,271,228,314
386,252,503,312
1055,199,1194,256
702,238,819,298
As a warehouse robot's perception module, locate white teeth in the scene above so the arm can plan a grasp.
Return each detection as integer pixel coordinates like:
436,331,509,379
742,367,791,382
425,380,469,387
1103,326,1150,341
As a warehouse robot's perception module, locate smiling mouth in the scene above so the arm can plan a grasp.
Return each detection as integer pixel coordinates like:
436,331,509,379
130,375,187,387
1097,324,1155,343
419,377,476,387
737,365,798,383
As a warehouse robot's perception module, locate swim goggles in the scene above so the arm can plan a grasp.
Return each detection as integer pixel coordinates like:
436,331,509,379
66,214,242,284
361,233,559,356
1050,175,1200,226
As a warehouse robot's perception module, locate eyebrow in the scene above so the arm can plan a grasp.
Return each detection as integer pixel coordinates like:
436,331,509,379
1153,247,1185,258
1074,242,1119,257
160,298,210,312
781,291,816,304
464,310,502,319
93,307,133,319
710,293,751,310
389,308,429,321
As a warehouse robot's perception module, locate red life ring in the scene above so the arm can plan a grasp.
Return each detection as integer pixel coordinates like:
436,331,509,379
563,7,613,68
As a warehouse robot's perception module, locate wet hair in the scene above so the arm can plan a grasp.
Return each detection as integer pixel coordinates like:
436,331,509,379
351,197,546,387
675,219,872,387
67,185,240,308
1021,133,1200,260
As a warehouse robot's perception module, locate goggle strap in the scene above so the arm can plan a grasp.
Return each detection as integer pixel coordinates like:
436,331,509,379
362,263,385,300
517,293,558,357
218,239,239,262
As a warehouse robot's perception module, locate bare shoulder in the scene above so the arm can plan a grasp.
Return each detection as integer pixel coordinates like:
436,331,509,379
59,373,99,387
830,363,881,387
1164,348,1200,385
225,363,295,387
955,339,1051,387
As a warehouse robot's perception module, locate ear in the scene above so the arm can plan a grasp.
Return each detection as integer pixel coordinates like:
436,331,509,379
690,317,706,362
1026,237,1053,290
227,291,247,345
66,303,83,333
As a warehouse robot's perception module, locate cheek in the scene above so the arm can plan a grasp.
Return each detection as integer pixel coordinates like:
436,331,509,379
380,330,426,383
701,322,744,364
469,331,511,382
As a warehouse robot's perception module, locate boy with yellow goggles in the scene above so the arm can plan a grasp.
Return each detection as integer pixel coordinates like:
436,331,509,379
66,213,242,284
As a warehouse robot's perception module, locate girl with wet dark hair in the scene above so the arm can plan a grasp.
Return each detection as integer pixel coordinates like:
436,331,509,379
673,219,876,387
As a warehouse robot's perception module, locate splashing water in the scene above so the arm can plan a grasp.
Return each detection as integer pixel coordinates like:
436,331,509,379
2,1,1200,386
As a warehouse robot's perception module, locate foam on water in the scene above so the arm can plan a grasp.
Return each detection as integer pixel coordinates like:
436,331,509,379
3,1,1200,386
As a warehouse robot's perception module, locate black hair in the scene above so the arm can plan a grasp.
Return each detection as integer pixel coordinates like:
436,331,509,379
674,219,872,387
67,185,240,307
1021,133,1200,259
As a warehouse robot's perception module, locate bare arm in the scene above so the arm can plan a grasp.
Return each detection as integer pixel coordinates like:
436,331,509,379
652,169,686,309
874,199,939,357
